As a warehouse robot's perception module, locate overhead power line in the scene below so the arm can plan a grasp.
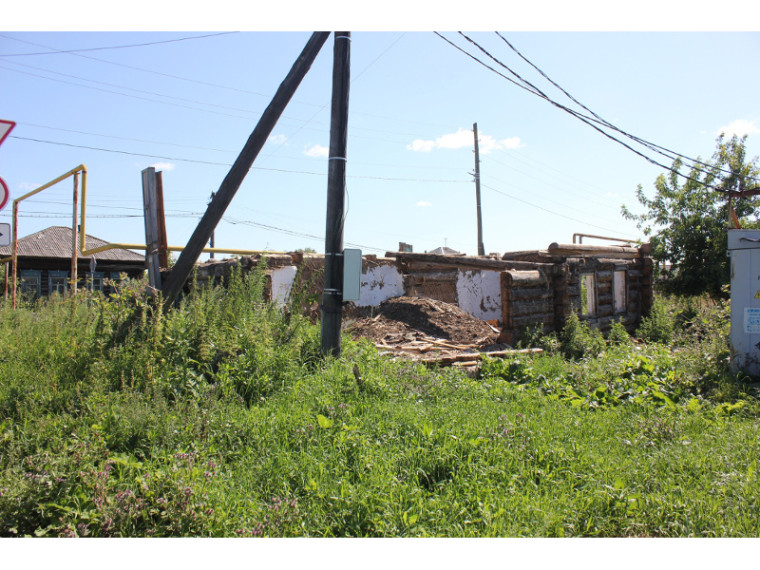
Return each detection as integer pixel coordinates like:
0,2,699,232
10,135,470,184
492,31,757,185
482,182,639,239
437,32,759,194
0,32,237,57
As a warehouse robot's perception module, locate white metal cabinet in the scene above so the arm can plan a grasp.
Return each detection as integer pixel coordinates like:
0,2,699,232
728,230,760,377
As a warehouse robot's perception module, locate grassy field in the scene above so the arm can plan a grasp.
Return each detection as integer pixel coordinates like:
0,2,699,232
0,268,758,537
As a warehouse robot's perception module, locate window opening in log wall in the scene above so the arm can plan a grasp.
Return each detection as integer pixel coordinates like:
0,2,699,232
613,270,627,313
580,272,596,316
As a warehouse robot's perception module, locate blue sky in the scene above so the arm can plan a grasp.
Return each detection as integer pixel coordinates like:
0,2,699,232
1,5,759,258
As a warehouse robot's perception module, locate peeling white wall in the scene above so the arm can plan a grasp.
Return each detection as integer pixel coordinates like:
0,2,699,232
357,264,405,307
271,265,299,305
456,270,501,321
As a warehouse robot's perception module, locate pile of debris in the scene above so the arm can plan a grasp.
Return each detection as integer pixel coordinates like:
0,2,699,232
346,296,541,371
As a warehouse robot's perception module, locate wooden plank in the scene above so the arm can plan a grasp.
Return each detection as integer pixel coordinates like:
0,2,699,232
422,347,544,365
142,167,162,289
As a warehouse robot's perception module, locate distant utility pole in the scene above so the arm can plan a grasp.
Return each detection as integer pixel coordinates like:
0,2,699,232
473,122,485,256
321,32,351,357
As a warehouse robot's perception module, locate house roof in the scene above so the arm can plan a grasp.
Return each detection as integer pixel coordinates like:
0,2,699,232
426,246,462,256
0,226,145,263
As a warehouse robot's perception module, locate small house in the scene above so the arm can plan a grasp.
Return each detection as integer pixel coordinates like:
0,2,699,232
0,226,145,299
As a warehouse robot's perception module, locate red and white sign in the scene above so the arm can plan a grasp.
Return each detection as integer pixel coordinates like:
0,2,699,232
0,177,9,211
0,120,16,148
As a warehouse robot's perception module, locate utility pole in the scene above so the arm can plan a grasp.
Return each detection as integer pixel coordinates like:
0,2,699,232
473,122,485,256
160,32,330,308
321,32,351,357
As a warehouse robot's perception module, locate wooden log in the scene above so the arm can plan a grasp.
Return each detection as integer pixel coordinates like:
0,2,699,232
548,243,642,258
511,299,554,316
422,347,544,365
390,252,554,271
503,269,548,287
507,288,554,302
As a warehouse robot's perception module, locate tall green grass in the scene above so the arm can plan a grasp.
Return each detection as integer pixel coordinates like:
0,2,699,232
0,274,758,537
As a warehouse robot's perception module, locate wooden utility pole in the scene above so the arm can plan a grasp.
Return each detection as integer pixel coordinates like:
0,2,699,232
161,32,330,307
321,32,351,357
142,167,162,289
473,123,485,256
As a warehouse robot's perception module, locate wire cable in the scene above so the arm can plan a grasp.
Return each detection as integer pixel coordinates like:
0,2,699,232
439,32,759,194
0,32,237,57
482,182,639,239
493,31,758,185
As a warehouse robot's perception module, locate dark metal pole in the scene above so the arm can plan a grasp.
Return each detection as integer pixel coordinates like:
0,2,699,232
321,32,351,357
473,122,485,256
161,32,330,307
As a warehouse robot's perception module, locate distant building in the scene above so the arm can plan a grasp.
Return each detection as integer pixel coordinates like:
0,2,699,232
425,246,462,256
0,226,145,299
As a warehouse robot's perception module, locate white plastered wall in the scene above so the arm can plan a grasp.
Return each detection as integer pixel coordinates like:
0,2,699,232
455,269,501,322
356,264,405,307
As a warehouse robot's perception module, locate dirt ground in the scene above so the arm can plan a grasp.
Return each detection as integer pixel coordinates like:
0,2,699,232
346,296,499,348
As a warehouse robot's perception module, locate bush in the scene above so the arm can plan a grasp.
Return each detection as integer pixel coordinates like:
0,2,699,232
607,319,632,346
558,312,605,360
636,296,674,344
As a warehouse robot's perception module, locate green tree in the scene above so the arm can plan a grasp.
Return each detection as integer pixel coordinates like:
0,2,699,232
623,135,760,297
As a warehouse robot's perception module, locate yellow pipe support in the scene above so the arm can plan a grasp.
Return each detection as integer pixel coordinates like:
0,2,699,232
11,164,87,308
78,164,286,259
79,242,287,257
14,164,87,204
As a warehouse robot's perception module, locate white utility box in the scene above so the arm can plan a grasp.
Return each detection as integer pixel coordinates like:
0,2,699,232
342,248,362,302
728,230,760,377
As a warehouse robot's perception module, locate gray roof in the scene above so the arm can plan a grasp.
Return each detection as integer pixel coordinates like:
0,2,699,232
426,246,462,256
0,226,145,263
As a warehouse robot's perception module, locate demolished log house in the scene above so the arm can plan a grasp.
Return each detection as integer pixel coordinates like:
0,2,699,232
176,240,654,345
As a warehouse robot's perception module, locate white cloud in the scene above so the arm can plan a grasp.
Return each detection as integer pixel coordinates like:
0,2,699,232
406,139,436,152
416,201,432,207
717,119,760,138
150,162,175,171
18,182,37,191
304,144,328,158
406,128,525,154
268,134,288,145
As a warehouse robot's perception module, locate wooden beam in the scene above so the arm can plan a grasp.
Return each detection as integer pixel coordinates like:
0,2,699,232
388,251,554,271
155,171,169,269
161,32,331,307
142,167,162,289
547,243,642,258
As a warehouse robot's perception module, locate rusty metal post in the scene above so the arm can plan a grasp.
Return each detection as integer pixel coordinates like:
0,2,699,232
71,171,79,294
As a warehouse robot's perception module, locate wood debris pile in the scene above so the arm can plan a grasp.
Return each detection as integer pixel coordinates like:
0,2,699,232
346,296,542,371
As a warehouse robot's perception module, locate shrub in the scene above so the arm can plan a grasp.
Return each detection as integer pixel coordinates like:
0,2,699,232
636,296,674,344
558,312,605,360
607,319,632,346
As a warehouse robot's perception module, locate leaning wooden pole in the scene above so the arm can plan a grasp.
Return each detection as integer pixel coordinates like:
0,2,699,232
321,32,351,357
161,32,331,307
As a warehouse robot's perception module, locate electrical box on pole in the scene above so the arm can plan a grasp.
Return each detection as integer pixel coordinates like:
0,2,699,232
342,248,362,302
